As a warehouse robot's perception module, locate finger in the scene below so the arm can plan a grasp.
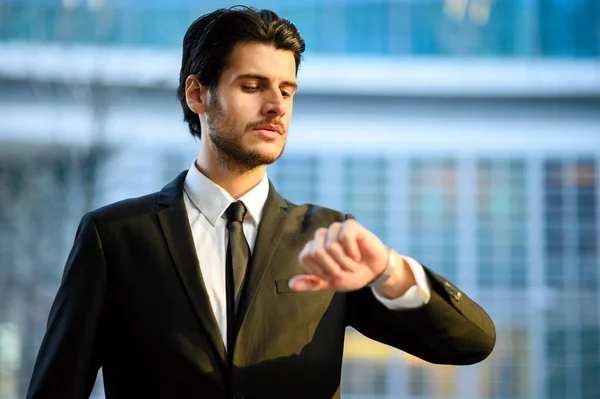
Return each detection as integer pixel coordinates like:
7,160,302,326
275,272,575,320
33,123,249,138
324,223,354,272
338,220,361,261
325,222,342,249
299,236,335,281
311,227,328,254
327,245,362,273
298,255,333,282
288,275,330,292
298,240,314,269
311,228,343,280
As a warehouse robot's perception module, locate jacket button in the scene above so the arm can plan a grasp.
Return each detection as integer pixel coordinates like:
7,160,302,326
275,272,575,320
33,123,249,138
233,393,244,399
444,281,461,301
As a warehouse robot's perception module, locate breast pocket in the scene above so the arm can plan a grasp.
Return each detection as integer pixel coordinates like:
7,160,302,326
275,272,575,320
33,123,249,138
274,278,334,300
275,278,296,294
273,278,337,331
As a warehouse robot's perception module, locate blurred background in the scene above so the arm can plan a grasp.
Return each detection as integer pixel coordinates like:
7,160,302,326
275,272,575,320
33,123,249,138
0,0,599,398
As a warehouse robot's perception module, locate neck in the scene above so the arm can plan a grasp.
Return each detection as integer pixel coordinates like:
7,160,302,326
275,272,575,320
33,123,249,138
196,144,266,200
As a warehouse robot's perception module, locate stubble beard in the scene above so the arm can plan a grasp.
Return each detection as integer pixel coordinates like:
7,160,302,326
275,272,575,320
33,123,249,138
206,95,286,174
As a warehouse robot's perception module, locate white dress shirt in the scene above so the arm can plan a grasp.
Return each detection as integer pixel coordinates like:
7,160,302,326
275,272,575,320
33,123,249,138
182,161,431,350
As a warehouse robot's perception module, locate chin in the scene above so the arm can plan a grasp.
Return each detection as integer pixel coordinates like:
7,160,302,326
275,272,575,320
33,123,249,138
254,145,285,165
256,151,283,165
255,139,285,155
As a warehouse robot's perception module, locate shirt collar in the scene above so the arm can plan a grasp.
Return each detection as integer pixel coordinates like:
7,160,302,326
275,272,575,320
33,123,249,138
183,160,269,227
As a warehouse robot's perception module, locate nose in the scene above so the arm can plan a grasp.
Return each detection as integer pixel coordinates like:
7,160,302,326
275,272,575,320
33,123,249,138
261,88,286,118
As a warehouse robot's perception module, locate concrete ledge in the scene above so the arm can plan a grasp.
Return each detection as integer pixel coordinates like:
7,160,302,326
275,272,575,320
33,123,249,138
1,42,599,97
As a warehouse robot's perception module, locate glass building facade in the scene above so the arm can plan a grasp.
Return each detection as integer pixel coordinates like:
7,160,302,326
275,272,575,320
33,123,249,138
1,0,599,57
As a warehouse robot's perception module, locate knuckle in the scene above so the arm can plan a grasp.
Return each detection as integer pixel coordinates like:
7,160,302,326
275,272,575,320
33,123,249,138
340,231,353,245
341,221,353,234
345,218,357,227
326,240,342,253
313,246,327,260
315,227,327,237
299,250,310,262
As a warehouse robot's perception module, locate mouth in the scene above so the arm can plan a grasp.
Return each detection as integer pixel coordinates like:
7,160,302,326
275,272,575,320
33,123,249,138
254,124,283,135
253,124,284,140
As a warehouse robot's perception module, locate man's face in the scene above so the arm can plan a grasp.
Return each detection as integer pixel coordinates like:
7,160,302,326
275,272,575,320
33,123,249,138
203,42,297,169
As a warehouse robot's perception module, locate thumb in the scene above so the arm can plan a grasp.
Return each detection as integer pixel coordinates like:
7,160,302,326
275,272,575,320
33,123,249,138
288,275,330,292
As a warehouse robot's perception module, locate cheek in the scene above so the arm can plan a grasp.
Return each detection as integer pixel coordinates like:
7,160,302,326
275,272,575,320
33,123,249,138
283,110,293,129
285,101,294,119
230,99,260,122
217,106,247,130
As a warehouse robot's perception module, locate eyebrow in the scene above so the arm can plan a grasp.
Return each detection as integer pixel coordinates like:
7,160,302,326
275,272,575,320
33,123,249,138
235,73,298,90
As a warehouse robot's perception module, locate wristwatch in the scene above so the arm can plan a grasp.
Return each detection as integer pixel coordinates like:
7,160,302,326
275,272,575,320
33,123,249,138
368,248,396,289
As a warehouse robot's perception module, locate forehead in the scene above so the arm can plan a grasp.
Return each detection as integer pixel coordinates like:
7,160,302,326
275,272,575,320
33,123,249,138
222,42,297,83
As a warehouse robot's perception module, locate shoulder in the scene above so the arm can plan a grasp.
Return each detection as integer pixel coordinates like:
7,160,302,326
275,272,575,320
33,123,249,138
84,171,186,226
88,192,162,223
284,198,350,227
76,186,167,239
69,191,163,245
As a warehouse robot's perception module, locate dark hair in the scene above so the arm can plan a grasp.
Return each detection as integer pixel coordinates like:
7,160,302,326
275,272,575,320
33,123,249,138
177,6,306,139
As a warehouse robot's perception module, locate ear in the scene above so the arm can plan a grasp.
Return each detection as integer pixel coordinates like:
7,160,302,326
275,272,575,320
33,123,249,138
185,75,208,114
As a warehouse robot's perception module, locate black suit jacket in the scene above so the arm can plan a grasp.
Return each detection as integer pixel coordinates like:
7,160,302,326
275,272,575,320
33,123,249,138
27,171,495,399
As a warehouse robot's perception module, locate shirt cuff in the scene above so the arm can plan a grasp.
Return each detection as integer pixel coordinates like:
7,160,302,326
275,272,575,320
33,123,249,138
371,255,431,310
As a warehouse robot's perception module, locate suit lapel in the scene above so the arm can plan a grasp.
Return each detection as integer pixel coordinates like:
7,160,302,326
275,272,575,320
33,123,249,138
235,182,289,333
156,172,228,374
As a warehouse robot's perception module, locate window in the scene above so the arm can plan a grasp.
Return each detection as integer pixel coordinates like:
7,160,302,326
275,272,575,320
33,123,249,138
341,331,390,396
267,155,319,205
342,156,388,240
479,328,530,399
477,159,528,288
544,158,597,290
409,159,458,282
581,327,600,399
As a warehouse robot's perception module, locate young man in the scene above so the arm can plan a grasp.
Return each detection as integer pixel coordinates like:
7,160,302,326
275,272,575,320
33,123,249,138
27,6,495,399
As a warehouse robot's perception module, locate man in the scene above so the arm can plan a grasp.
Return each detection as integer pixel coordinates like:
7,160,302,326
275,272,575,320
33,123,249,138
27,6,495,399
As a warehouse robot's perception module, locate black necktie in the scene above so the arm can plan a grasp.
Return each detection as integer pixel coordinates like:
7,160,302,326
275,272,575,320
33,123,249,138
225,201,250,356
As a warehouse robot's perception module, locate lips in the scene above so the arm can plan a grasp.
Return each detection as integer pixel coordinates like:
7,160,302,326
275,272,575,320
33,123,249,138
254,124,283,135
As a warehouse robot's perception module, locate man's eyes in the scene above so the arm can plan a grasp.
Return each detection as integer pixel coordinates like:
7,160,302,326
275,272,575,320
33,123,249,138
242,85,259,92
241,85,293,98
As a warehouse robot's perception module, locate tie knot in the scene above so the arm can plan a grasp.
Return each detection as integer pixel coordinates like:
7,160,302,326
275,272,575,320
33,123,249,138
226,201,247,224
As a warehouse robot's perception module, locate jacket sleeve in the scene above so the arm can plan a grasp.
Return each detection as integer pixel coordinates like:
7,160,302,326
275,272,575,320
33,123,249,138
346,266,496,365
26,213,107,398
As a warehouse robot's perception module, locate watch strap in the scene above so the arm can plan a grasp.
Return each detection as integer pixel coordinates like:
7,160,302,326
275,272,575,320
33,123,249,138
368,248,396,289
